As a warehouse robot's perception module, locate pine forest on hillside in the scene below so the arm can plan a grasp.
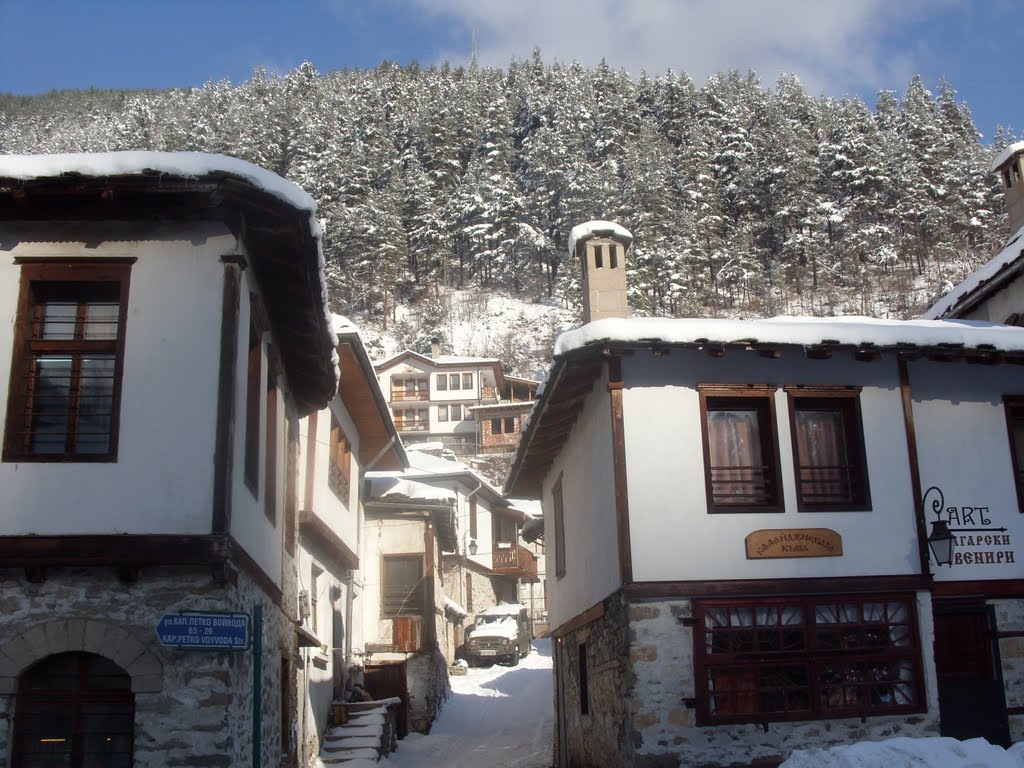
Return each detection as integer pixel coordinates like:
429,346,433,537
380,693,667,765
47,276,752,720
1,55,1017,361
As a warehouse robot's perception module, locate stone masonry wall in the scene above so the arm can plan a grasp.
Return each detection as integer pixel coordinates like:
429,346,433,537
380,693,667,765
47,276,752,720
558,593,632,768
406,645,450,734
993,598,1024,743
627,597,940,768
0,564,293,768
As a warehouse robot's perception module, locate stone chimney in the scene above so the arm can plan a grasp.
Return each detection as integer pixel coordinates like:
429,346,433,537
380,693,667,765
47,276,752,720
570,220,633,323
994,142,1024,234
430,337,441,359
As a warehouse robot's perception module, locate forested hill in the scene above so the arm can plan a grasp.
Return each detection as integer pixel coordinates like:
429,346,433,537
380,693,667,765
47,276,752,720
0,56,1017,332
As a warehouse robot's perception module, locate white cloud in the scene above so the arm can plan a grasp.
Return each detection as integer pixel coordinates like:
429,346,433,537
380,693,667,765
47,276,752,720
406,0,952,97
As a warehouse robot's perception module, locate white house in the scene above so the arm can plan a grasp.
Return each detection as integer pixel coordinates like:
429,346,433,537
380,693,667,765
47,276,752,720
505,221,1024,768
0,152,338,768
374,346,537,456
293,315,406,762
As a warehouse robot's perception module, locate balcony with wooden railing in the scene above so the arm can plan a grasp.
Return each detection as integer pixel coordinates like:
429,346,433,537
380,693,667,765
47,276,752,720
390,387,430,402
491,543,539,582
394,418,429,432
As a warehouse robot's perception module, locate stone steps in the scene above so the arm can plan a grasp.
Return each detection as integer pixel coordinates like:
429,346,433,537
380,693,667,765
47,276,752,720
317,702,394,765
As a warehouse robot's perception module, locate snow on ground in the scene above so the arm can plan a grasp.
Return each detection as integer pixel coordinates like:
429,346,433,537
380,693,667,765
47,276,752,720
780,737,1024,768
376,638,554,768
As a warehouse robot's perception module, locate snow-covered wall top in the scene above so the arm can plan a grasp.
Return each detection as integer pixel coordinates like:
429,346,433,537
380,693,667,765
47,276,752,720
567,220,633,255
922,227,1024,320
364,474,457,503
553,315,1024,357
992,141,1024,171
0,151,317,214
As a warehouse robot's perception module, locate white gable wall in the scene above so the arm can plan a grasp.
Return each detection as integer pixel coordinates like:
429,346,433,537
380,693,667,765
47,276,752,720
621,350,920,583
543,367,621,629
0,230,228,535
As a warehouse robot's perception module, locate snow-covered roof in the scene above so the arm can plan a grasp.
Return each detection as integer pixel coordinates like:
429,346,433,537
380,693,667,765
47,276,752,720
467,401,534,413
0,151,317,213
364,476,456,504
373,348,501,371
922,226,1024,320
554,314,1024,356
992,141,1024,171
443,596,468,620
568,220,633,255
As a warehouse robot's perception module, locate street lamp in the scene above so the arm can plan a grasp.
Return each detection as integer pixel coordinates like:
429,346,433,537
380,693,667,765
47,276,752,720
468,538,478,557
927,519,955,567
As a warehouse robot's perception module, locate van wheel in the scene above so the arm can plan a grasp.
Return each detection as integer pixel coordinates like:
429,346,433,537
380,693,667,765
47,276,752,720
508,653,519,667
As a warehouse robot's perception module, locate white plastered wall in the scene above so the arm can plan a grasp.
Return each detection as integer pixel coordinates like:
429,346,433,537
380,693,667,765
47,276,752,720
621,350,920,583
542,366,621,629
0,229,229,535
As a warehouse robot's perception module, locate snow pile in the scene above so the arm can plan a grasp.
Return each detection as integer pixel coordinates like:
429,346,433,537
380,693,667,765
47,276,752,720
780,737,1024,768
992,141,1024,171
477,602,528,617
567,219,634,255
471,615,519,640
443,596,468,620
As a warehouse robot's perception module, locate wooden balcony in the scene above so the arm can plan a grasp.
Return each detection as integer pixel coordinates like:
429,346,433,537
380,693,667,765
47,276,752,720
492,543,539,582
391,389,429,402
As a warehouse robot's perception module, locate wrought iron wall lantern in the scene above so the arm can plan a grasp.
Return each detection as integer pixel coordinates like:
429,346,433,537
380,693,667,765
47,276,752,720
923,486,955,567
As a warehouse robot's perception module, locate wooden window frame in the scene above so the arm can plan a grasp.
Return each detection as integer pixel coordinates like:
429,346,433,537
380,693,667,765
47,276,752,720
438,405,448,422
466,572,474,612
451,404,462,421
381,554,425,619
698,385,784,513
3,259,133,463
553,474,566,578
449,373,461,390
328,414,352,503
462,372,473,390
436,373,447,392
264,362,278,525
1005,397,1024,514
786,387,871,512
693,594,924,726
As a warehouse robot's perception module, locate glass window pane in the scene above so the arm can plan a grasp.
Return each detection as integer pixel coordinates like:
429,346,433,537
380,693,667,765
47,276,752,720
39,301,78,340
30,356,72,453
83,301,120,340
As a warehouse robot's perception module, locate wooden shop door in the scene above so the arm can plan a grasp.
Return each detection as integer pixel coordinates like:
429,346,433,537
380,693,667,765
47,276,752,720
933,603,1010,747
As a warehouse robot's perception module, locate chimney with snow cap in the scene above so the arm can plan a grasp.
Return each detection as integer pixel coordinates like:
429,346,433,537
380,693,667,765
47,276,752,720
994,141,1024,234
571,220,633,323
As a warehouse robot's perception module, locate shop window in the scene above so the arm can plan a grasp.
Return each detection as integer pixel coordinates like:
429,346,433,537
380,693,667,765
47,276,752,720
1005,397,1024,513
700,388,782,511
4,260,132,462
787,389,870,510
695,595,922,725
13,652,134,767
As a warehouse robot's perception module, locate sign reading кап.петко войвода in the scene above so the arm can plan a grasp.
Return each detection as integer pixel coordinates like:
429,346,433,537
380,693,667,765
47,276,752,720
745,528,843,559
155,612,250,650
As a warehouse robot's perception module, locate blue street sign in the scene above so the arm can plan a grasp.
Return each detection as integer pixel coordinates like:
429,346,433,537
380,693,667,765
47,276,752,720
155,612,249,650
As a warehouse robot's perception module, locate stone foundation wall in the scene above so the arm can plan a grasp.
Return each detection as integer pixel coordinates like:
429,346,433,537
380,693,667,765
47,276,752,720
406,645,450,733
626,595,940,768
557,593,632,768
0,564,293,767
993,598,1024,742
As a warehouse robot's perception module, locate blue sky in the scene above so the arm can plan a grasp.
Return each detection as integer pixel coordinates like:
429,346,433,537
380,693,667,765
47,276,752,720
0,0,1018,142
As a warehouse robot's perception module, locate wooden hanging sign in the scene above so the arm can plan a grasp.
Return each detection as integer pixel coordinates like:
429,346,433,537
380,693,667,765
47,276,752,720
745,528,843,559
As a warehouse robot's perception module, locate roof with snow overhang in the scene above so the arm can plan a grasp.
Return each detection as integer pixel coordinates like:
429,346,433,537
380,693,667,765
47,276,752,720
0,151,338,415
505,314,1024,497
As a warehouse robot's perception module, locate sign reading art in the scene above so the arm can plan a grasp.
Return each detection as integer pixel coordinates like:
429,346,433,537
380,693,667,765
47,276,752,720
745,528,843,559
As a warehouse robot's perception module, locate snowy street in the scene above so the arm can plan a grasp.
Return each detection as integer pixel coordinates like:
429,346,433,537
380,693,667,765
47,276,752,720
379,639,554,768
